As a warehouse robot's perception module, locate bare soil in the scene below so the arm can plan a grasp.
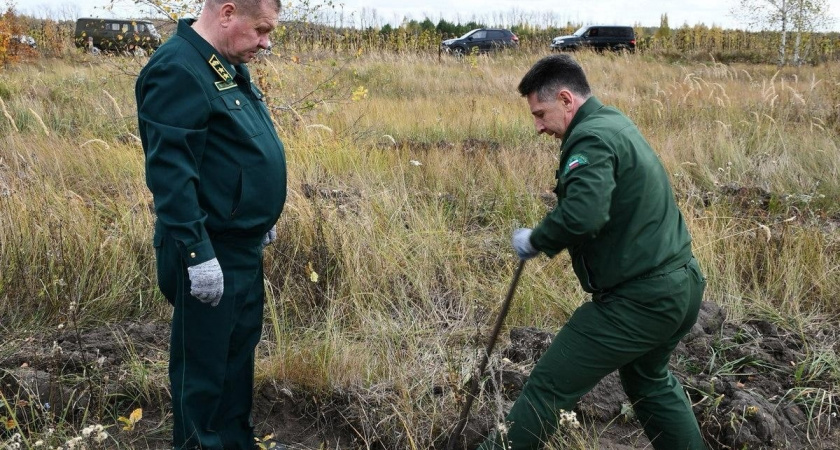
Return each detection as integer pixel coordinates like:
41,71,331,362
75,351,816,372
2,300,838,449
490,302,840,450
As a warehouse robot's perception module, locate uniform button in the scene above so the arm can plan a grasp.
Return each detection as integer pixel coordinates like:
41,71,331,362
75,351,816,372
190,252,196,258
235,99,241,106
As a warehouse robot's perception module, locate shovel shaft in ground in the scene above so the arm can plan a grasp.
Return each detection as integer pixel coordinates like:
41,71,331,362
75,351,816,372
446,259,526,450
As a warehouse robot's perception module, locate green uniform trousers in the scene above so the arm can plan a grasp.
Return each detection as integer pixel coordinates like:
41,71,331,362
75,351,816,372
156,233,265,450
479,258,706,450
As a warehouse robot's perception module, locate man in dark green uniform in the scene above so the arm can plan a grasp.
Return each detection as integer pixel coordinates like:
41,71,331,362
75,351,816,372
478,55,706,449
135,0,286,448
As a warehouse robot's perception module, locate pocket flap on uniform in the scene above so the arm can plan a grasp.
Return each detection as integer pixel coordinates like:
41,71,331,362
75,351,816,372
222,95,245,111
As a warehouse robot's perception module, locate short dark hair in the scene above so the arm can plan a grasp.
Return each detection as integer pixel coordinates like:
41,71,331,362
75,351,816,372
517,54,592,101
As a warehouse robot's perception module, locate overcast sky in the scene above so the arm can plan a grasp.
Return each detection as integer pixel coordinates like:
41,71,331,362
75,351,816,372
18,0,840,30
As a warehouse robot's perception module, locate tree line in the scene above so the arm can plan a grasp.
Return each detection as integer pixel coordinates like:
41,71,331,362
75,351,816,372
274,18,840,65
2,6,839,67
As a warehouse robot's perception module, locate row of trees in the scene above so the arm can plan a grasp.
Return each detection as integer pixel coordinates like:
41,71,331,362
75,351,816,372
275,0,838,65
0,9,74,62
0,7,39,65
378,18,502,39
271,19,840,64
2,0,838,67
286,0,838,65
734,0,835,65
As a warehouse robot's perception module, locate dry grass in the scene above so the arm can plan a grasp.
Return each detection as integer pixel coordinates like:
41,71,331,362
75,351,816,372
0,50,838,448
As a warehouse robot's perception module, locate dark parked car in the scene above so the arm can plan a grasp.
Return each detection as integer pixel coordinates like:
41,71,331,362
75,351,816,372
441,28,519,56
550,25,636,53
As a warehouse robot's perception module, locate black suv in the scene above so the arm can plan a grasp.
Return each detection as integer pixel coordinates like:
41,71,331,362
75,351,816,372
550,25,635,53
441,28,519,55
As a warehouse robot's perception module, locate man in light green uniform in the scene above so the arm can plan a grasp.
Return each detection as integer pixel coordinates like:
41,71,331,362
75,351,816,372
135,0,286,448
479,55,706,449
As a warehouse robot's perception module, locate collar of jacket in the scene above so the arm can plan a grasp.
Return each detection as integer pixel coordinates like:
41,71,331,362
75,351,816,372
176,18,252,84
561,96,604,145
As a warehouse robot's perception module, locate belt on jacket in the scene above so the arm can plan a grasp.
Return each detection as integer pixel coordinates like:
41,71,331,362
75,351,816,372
593,256,694,300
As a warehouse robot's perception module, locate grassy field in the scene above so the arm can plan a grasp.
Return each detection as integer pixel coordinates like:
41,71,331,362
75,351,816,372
1,49,839,448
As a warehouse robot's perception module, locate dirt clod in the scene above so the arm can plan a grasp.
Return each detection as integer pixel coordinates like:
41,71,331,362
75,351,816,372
2,301,838,449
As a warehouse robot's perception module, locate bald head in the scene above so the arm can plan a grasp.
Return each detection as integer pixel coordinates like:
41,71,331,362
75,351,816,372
204,0,281,17
194,0,281,64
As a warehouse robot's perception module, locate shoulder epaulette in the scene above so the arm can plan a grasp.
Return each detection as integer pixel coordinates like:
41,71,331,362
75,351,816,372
208,54,236,91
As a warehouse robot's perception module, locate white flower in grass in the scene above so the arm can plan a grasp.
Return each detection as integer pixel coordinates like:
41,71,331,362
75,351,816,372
557,409,580,429
409,160,422,166
94,430,109,443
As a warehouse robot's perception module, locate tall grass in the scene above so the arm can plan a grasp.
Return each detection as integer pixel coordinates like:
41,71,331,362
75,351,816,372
270,50,840,320
0,133,160,329
0,51,838,448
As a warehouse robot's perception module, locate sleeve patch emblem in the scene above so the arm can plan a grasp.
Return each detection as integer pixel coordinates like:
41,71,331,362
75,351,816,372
563,154,589,176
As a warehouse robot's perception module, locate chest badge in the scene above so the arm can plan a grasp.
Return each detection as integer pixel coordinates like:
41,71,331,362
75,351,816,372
208,54,236,91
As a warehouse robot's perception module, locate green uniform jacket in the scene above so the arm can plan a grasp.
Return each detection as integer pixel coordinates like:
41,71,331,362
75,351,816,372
530,97,691,292
136,19,287,266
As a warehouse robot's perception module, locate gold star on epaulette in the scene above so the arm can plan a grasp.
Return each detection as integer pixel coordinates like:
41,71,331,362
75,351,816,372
208,54,236,91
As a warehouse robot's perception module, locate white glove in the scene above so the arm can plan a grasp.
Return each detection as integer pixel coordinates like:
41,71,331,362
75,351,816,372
187,258,224,306
512,228,539,260
262,225,277,247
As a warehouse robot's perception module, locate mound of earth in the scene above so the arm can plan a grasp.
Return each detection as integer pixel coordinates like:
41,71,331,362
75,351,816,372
488,301,840,450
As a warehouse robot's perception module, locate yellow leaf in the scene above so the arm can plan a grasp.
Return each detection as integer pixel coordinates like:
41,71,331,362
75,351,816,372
5,417,16,430
118,416,133,431
351,86,369,102
307,262,319,283
118,408,142,431
129,408,142,423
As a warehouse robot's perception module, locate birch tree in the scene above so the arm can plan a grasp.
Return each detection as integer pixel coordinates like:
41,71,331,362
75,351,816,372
733,0,834,65
790,0,833,65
